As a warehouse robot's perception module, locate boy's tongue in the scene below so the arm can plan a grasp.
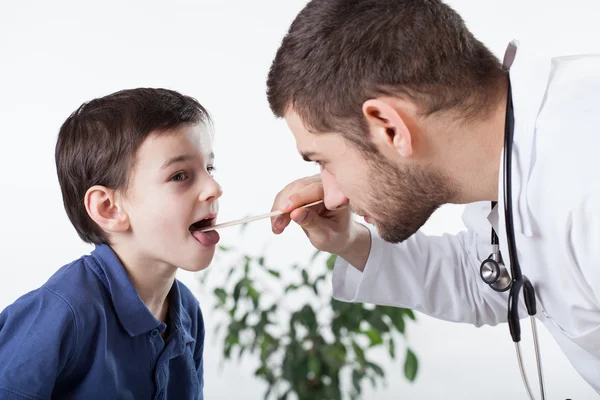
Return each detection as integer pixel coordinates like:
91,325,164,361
192,230,220,246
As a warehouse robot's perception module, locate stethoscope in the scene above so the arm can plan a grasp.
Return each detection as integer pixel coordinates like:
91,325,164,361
478,76,548,400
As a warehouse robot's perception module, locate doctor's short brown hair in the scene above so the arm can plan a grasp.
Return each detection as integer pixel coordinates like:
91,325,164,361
55,88,211,244
267,0,506,152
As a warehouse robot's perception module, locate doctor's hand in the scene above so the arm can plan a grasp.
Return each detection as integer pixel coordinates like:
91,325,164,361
270,174,370,265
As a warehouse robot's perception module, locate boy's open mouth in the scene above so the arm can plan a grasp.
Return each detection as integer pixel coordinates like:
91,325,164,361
189,217,215,232
189,217,220,246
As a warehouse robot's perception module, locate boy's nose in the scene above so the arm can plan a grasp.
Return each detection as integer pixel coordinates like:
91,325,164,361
199,177,223,202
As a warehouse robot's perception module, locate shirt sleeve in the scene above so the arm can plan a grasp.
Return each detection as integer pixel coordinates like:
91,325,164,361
0,287,77,400
332,223,524,327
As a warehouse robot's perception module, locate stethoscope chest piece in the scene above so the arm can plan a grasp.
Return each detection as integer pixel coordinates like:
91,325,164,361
480,243,512,292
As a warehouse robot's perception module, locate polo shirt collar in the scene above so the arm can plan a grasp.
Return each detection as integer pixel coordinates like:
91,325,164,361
89,244,187,338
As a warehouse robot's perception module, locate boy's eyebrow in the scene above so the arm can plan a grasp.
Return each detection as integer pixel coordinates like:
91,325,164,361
160,154,194,170
160,152,215,170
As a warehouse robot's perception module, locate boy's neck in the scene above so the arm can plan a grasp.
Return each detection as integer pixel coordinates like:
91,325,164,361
110,242,178,324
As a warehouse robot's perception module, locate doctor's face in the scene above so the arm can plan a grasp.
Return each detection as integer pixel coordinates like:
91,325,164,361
286,111,452,243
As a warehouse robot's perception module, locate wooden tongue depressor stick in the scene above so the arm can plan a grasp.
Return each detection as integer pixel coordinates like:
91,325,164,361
197,200,324,232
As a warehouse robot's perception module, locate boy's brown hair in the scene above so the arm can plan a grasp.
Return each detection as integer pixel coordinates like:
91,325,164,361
55,88,211,244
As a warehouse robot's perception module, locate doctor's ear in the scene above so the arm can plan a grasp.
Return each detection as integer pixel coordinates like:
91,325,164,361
84,186,130,234
362,98,413,158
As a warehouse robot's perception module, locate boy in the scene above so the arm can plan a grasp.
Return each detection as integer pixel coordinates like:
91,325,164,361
0,88,222,399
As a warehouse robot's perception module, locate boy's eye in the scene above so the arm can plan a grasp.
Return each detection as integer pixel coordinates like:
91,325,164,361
207,165,217,176
170,172,188,182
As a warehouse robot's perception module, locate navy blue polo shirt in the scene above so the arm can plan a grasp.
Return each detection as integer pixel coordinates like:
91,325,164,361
0,244,205,400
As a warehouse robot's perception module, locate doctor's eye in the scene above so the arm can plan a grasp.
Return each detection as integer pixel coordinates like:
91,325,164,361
170,172,188,182
207,165,217,176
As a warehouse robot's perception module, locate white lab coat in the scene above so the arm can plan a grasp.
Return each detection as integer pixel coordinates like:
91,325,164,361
332,41,600,392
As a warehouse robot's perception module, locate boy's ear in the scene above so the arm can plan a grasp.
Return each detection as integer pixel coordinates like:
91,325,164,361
362,98,413,158
84,186,130,234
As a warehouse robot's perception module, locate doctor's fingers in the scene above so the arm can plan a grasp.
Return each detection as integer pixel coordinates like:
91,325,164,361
271,176,323,233
286,181,324,210
271,174,321,212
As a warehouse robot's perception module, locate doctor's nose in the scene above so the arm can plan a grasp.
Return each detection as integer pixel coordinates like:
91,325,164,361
321,170,349,210
198,176,223,203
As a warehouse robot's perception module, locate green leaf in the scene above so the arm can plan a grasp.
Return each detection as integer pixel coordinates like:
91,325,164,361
238,346,247,359
321,341,347,369
367,361,385,377
404,348,418,381
267,269,281,278
351,341,366,368
214,288,227,305
314,274,327,285
224,333,239,358
364,328,383,347
312,274,326,295
258,256,265,266
301,269,309,284
388,337,396,359
369,375,377,387
218,245,231,252
233,280,244,303
404,309,417,320
296,304,318,334
310,248,321,263
248,285,260,308
351,369,362,394
326,254,337,270
278,390,291,400
308,355,321,376
264,384,273,400
389,314,405,334
225,266,236,282
367,311,390,333
284,283,299,293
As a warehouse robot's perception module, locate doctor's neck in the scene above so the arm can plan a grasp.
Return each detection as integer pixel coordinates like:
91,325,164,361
426,76,508,204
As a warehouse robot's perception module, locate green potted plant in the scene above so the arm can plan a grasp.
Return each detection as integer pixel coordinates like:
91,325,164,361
203,236,419,400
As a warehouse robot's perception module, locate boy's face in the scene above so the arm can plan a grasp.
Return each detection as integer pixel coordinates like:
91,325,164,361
120,123,222,271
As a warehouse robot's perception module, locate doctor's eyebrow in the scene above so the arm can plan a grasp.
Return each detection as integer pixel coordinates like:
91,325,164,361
301,151,319,162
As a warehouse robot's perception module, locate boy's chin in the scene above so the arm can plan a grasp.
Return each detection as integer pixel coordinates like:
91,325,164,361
176,253,214,272
178,262,211,272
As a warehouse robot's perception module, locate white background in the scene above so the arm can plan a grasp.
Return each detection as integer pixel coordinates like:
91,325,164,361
1,0,599,398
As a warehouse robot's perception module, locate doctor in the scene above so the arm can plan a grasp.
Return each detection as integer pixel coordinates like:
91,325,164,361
266,0,600,397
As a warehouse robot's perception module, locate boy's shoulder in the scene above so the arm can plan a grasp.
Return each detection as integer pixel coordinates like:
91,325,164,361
0,250,106,355
41,250,108,311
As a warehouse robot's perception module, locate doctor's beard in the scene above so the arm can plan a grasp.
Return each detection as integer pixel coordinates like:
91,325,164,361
364,154,456,244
